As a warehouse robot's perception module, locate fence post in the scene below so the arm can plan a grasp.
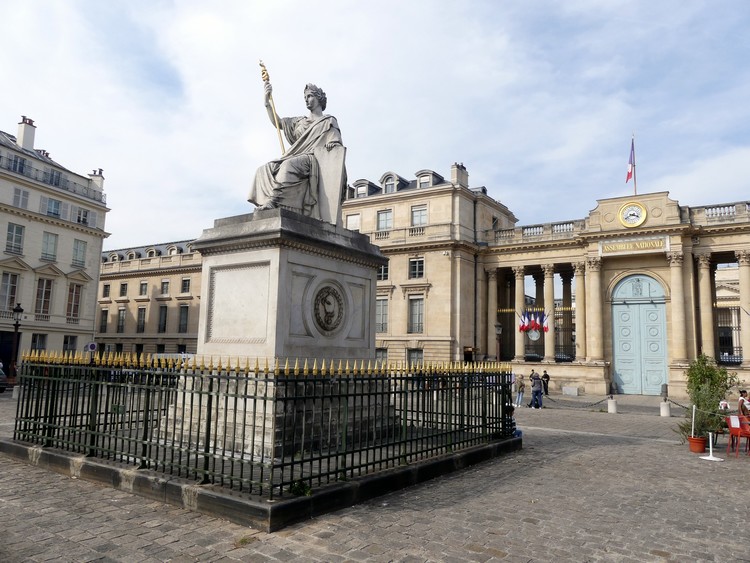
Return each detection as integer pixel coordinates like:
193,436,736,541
43,365,59,448
200,370,214,484
138,371,152,469
86,370,99,457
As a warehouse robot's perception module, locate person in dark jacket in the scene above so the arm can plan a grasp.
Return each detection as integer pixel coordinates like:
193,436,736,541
528,371,543,408
541,370,550,396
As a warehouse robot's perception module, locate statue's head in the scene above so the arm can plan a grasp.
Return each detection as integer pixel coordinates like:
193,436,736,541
304,84,327,111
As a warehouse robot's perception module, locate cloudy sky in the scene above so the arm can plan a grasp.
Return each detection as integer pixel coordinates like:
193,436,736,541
3,1,749,251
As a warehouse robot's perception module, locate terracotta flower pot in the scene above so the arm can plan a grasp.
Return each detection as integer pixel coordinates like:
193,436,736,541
687,436,707,453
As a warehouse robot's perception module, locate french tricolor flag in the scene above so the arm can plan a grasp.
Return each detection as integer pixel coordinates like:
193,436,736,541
626,138,635,183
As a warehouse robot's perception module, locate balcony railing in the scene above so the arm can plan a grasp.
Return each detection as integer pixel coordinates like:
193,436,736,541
407,323,423,334
367,223,454,244
490,220,586,245
1,155,106,204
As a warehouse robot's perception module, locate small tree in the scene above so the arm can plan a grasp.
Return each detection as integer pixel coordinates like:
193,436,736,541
677,354,738,440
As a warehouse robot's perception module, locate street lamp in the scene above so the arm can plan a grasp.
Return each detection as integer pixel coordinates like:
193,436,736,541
11,303,23,380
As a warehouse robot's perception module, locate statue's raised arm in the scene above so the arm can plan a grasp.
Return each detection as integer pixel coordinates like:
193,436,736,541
248,80,347,227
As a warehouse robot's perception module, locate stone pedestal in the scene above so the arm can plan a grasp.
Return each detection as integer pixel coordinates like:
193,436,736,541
169,208,391,461
192,208,386,361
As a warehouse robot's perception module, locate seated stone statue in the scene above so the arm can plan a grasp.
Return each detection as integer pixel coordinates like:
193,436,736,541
248,82,347,225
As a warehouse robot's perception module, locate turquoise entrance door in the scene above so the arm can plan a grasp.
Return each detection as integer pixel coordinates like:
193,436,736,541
611,275,667,395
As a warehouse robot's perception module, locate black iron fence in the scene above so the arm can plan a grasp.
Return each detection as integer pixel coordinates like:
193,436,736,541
715,306,743,365
14,353,513,500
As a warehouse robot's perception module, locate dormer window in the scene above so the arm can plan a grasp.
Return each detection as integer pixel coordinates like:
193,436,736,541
356,185,367,198
147,249,156,257
418,176,430,189
126,251,136,260
384,177,395,194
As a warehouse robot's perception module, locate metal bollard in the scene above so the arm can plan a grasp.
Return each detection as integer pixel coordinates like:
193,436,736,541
660,399,671,417
607,396,617,414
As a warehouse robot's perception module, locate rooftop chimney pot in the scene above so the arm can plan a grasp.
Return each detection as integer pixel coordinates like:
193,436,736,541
17,115,37,151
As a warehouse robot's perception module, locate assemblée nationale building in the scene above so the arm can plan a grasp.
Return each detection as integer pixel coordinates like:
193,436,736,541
3,116,748,398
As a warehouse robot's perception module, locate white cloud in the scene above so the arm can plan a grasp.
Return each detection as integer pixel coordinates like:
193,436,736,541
2,0,750,249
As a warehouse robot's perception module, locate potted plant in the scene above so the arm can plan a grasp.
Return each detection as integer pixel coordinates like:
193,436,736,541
676,354,738,453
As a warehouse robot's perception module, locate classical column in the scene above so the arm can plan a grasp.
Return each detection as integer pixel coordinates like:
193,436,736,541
543,264,555,361
696,254,715,358
736,250,750,366
513,266,526,360
574,262,587,360
586,257,603,361
486,268,498,359
533,272,544,308
667,252,687,362
561,270,574,354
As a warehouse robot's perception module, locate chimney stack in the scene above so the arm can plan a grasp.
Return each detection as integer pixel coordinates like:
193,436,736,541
17,116,36,151
89,168,105,190
451,162,469,188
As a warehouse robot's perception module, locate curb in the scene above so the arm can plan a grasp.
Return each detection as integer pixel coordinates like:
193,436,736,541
0,436,521,532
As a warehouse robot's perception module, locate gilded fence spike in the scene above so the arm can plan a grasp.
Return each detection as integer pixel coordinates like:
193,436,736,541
254,357,259,375
337,359,343,376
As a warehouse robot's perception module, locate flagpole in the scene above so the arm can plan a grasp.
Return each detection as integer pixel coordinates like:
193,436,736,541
632,134,637,195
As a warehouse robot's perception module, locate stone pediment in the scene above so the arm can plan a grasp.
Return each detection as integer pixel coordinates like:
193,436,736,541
587,191,684,234
34,263,66,277
0,256,33,272
66,269,93,282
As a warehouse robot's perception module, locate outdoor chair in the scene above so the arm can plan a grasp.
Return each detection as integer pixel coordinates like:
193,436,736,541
725,415,750,457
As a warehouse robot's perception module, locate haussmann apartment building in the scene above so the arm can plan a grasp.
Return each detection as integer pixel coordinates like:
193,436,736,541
1,116,108,377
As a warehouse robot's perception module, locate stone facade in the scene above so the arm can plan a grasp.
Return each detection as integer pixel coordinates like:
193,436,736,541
342,165,750,398
96,241,202,356
0,116,108,371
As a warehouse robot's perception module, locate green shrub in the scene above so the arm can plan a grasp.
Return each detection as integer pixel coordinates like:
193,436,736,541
677,354,738,440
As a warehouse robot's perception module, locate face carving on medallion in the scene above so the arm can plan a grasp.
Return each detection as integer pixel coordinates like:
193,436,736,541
313,285,344,333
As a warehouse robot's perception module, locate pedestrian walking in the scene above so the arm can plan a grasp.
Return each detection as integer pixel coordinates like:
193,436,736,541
541,370,550,396
529,371,543,408
515,375,525,407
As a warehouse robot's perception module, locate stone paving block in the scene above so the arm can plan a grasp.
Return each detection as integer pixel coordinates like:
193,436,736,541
2,393,749,561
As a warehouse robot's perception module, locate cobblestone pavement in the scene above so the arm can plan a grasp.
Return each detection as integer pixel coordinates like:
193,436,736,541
0,391,746,562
